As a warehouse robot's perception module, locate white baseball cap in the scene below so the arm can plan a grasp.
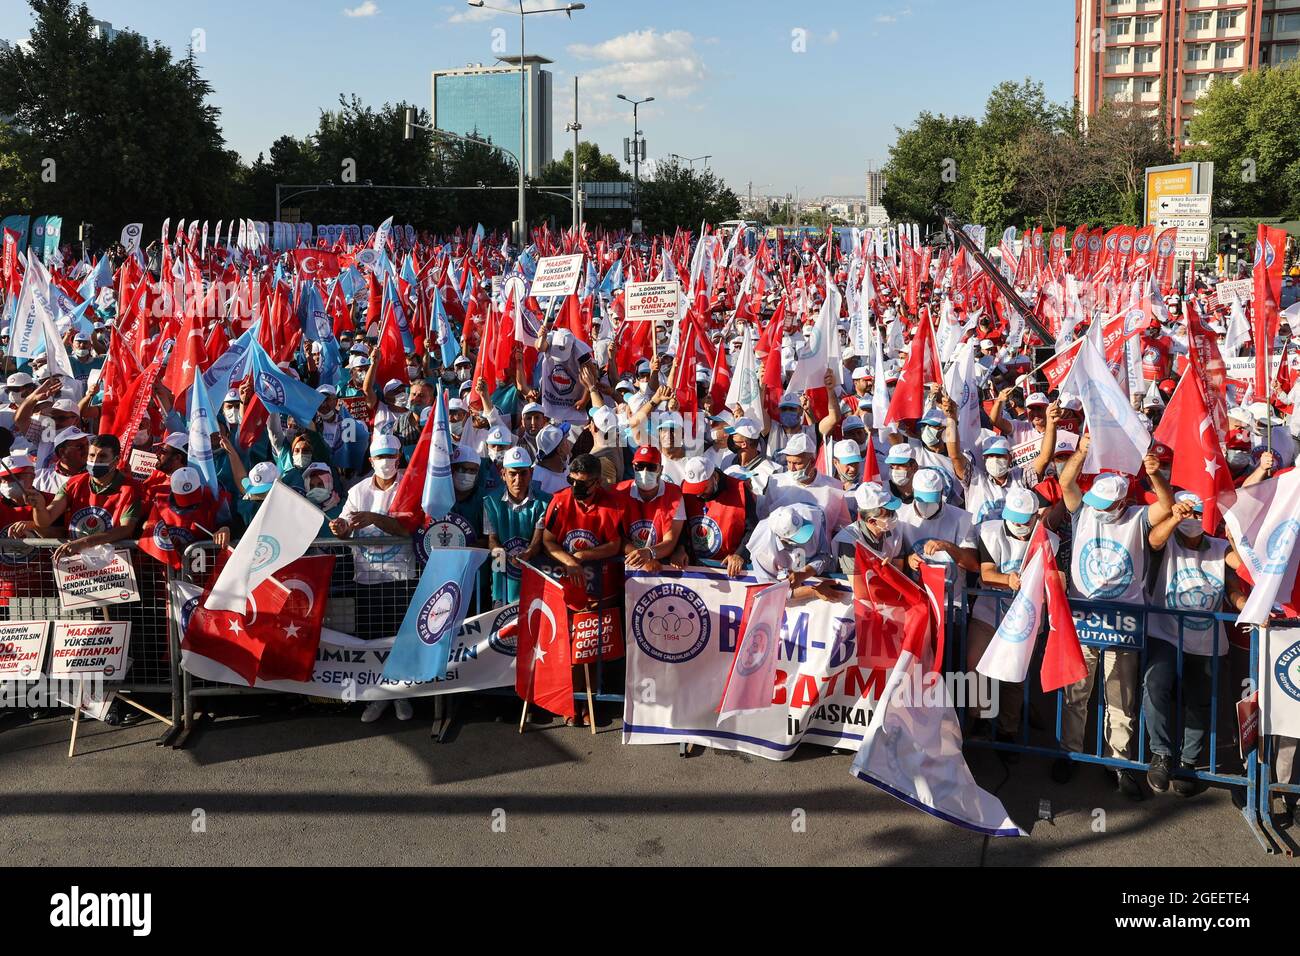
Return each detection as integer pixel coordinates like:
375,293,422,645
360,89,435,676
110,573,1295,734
5,373,34,390
536,424,566,458
158,432,189,452
243,461,280,495
679,456,715,495
854,482,901,513
502,446,533,470
369,433,402,457
589,405,618,434
912,468,944,503
770,506,817,546
1083,473,1129,510
885,444,915,465
833,439,863,464
317,384,339,397
52,426,89,448
170,466,202,497
851,366,871,381
731,417,762,440
1025,392,1050,407
452,444,481,467
782,433,814,458
486,425,513,446
1001,486,1038,524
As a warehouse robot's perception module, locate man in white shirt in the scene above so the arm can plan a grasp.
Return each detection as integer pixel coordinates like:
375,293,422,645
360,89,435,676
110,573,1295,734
530,424,571,497
329,433,418,723
896,467,978,606
762,433,850,535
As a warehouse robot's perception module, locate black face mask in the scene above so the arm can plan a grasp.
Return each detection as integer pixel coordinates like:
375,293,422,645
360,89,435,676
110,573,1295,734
88,461,113,480
569,479,595,500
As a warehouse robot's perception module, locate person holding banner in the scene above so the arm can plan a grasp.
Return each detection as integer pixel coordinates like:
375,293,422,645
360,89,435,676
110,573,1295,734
832,482,902,576
748,503,837,600
33,427,88,497
677,455,755,576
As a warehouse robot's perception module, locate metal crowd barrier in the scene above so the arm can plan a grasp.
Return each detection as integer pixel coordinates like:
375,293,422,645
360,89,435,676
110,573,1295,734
955,584,1296,854
0,538,181,735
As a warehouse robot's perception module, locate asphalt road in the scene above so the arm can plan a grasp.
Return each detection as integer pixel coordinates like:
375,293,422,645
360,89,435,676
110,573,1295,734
0,695,1294,867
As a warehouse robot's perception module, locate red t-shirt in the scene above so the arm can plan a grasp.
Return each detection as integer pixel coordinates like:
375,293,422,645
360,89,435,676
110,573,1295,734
615,480,683,548
57,471,142,539
543,487,626,601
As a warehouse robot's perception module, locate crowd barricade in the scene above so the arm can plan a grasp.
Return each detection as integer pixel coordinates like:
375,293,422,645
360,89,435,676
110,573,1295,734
172,536,492,744
0,538,180,735
954,585,1296,854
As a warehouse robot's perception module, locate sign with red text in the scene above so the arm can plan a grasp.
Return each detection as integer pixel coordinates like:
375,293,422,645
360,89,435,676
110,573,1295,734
624,282,681,322
49,620,132,680
0,620,50,679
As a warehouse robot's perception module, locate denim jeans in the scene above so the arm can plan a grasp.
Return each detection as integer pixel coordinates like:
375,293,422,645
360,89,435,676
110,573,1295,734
1141,637,1214,765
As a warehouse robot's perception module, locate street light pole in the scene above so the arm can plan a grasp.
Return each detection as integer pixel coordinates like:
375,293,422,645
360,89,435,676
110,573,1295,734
566,75,582,230
618,93,654,233
467,0,585,247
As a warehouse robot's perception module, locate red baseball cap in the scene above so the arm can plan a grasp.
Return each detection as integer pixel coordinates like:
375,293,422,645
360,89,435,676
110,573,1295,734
632,446,662,467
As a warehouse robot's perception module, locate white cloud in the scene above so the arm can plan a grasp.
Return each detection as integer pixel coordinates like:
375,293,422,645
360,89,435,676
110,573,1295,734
876,7,913,25
448,0,566,23
343,1,380,17
565,29,709,124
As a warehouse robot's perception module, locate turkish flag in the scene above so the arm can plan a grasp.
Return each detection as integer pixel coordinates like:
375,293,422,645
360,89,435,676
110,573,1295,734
853,544,929,675
255,554,336,682
885,313,940,425
514,562,575,719
161,308,207,400
181,554,336,685
291,249,340,281
1153,369,1236,534
1028,523,1087,693
375,298,410,388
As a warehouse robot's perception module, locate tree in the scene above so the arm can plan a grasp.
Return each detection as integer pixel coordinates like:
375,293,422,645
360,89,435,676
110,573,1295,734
1013,126,1088,229
0,123,37,212
880,112,979,228
1185,63,1300,218
1084,102,1172,224
0,0,242,239
638,159,740,234
535,140,627,228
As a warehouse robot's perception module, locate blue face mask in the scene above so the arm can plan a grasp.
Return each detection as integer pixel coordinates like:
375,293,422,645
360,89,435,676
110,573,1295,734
780,411,800,428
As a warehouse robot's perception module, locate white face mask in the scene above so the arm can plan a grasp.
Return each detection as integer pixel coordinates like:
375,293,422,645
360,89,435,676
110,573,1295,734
74,348,91,361
453,470,478,492
1006,519,1032,539
223,406,241,426
1093,504,1122,524
915,500,941,519
292,451,312,470
634,469,660,492
890,466,910,486
373,459,398,480
488,447,505,464
922,425,943,447
306,485,332,505
986,457,1010,479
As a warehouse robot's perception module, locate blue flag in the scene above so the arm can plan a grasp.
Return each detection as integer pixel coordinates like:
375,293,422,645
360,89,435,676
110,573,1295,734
423,387,456,519
297,280,341,388
382,273,415,353
203,322,259,398
382,547,489,682
187,366,220,496
249,341,324,423
433,291,460,369
78,255,112,302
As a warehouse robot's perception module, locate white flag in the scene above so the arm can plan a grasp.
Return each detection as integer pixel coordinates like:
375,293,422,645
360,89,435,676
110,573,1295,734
1260,625,1300,737
1225,295,1250,359
785,283,842,395
942,341,981,455
204,481,325,613
33,294,74,380
870,328,890,432
1059,323,1151,476
850,647,1023,837
977,548,1045,683
1225,472,1300,626
724,325,764,426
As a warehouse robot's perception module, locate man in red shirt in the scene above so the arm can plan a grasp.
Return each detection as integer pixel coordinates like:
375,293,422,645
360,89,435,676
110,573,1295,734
542,452,625,597
616,446,685,572
32,434,143,562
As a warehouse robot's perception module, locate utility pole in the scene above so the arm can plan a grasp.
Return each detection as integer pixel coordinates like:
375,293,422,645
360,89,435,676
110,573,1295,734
619,94,653,234
566,75,582,230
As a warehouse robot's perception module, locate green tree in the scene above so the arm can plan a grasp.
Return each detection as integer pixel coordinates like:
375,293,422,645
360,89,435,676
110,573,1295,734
1084,101,1172,224
638,159,740,234
536,140,627,228
1185,63,1300,218
880,112,979,228
0,0,242,239
0,123,37,212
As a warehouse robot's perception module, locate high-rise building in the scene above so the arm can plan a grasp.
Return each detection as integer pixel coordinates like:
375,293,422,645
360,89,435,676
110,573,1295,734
865,166,886,207
431,56,553,177
1075,0,1300,151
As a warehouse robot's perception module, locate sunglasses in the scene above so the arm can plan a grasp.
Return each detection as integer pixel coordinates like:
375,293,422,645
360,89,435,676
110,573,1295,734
633,464,659,473
566,475,594,486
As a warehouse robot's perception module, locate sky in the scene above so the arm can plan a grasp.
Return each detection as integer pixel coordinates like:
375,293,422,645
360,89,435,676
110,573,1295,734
1,0,1075,199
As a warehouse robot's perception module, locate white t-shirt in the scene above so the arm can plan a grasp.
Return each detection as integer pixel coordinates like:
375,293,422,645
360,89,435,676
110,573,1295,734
762,471,851,536
965,466,1031,526
896,500,976,606
532,465,569,497
339,473,417,584
973,519,1038,626
1069,504,1149,604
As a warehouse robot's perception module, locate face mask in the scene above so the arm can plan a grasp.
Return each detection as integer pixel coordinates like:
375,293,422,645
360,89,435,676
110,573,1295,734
373,459,398,480
1093,504,1122,524
451,421,465,439
0,481,16,501
570,479,595,500
74,349,91,361
223,407,241,426
1006,519,1032,539
915,500,941,519
922,425,942,448
797,464,816,483
634,469,659,492
320,407,337,422
292,451,312,470
488,447,505,464
407,365,421,379
1178,518,1203,538
453,471,477,492
986,457,1010,479
780,412,800,428
306,486,332,505
457,370,470,382
88,461,113,480
890,466,910,486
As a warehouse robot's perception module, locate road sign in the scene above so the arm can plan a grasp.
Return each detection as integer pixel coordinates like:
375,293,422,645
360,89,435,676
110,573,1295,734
1175,232,1210,248
1156,194,1212,217
1155,215,1210,231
